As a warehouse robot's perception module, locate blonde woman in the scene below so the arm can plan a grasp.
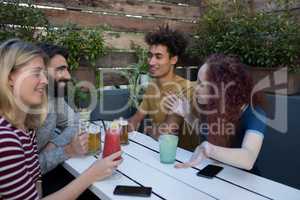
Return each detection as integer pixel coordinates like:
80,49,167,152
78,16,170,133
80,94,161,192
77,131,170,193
0,39,122,200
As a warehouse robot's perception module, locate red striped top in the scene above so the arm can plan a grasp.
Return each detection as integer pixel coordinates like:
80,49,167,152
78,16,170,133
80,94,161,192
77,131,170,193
0,116,41,200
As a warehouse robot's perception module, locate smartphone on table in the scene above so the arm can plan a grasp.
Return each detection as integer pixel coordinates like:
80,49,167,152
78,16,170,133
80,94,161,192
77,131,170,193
197,164,223,179
113,185,152,197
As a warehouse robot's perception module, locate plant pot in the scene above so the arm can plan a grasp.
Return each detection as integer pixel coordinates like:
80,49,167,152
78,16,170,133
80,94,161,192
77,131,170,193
78,109,92,121
248,67,300,95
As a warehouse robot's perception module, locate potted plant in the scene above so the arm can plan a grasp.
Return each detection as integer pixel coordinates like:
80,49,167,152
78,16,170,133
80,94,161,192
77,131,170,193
189,0,300,95
122,43,150,109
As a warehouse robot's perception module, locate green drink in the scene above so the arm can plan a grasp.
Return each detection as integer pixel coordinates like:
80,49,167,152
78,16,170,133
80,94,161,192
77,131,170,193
159,134,179,164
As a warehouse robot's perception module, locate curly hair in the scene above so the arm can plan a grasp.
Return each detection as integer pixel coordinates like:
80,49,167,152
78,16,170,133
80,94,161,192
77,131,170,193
145,25,188,58
197,54,266,147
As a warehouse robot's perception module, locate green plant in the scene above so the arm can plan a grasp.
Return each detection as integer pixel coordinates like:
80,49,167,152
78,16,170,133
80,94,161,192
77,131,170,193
190,0,300,72
40,24,107,87
70,81,93,110
75,88,91,109
1,1,108,107
122,43,149,108
0,0,48,42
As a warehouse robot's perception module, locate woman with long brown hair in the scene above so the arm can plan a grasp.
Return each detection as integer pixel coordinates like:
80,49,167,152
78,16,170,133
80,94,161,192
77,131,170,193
164,53,266,171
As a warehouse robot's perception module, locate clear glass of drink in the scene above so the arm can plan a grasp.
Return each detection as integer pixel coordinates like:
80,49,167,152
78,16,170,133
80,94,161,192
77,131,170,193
119,118,129,145
88,123,101,154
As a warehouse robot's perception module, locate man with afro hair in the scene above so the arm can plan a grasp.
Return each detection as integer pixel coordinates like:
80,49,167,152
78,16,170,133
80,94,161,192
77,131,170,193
128,25,199,150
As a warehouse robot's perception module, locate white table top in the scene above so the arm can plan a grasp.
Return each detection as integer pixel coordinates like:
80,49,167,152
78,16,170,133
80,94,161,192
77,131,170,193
129,131,300,200
63,129,300,200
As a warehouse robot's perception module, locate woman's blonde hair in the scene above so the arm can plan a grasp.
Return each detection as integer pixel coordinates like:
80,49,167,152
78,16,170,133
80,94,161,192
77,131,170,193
0,39,48,129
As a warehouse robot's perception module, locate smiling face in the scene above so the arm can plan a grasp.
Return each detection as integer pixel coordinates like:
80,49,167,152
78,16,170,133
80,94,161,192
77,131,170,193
147,44,178,79
47,54,71,88
195,63,211,104
9,56,48,107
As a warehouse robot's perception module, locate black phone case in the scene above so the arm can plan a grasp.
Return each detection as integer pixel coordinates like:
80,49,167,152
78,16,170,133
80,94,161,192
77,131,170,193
113,185,152,197
197,165,223,178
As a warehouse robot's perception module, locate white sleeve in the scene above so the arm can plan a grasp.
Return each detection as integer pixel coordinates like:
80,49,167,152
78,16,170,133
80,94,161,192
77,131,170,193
207,131,264,170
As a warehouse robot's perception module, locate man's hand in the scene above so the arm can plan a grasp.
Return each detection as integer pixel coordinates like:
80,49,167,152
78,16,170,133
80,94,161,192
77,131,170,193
65,133,89,157
128,111,145,132
163,93,190,118
44,142,57,151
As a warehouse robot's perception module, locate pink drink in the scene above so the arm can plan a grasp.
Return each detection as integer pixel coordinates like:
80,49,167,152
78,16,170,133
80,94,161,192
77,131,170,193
102,128,121,160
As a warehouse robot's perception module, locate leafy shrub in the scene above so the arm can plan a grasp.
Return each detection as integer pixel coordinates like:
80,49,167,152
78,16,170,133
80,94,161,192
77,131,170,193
190,0,300,71
0,0,48,42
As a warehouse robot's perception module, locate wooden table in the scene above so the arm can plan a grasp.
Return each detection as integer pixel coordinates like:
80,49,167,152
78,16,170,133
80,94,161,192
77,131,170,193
63,131,300,200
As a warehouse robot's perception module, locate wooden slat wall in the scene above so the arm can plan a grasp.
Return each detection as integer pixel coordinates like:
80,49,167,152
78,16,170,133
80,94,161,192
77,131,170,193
34,0,202,19
92,51,200,69
72,67,129,86
154,0,201,6
42,8,197,32
18,0,299,85
30,0,202,33
103,31,146,50
74,65,199,86
252,0,300,12
96,52,137,68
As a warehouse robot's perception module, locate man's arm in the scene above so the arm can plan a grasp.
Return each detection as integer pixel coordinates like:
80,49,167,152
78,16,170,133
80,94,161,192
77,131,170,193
38,99,86,174
144,114,183,140
55,98,80,144
39,132,89,174
54,99,89,157
39,143,68,174
37,114,69,174
128,110,145,132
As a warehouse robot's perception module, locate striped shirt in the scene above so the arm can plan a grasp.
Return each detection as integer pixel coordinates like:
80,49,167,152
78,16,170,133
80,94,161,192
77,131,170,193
0,116,41,200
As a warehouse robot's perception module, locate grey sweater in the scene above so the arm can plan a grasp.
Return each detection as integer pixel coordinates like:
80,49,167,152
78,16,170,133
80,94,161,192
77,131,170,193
36,97,79,174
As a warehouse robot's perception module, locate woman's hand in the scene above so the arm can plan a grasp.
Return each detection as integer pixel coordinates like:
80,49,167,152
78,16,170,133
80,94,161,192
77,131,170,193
175,142,211,168
163,93,190,118
87,151,123,182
